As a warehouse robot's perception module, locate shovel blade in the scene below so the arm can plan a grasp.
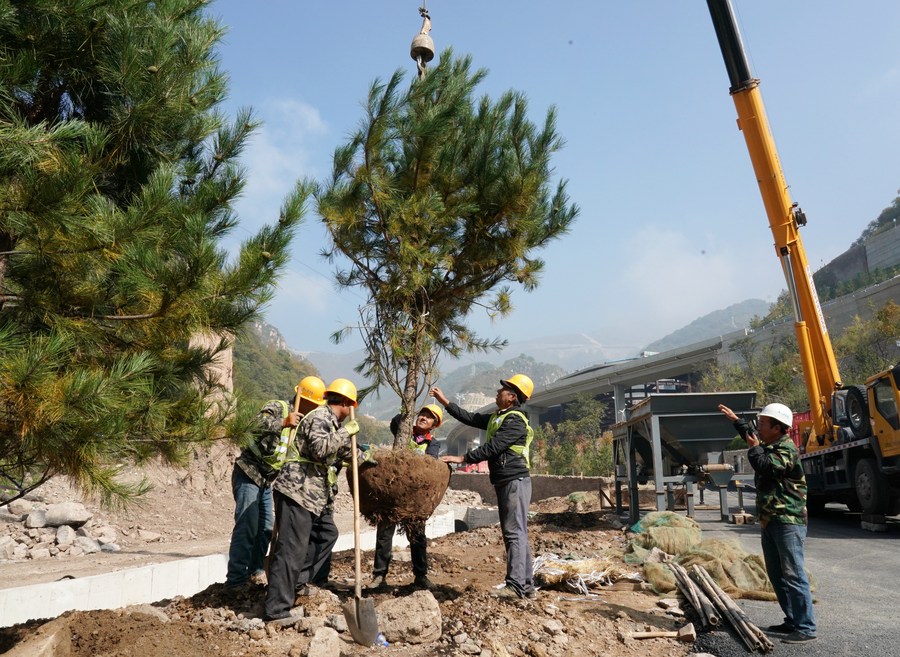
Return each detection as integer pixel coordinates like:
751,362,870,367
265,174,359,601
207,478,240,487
342,596,380,646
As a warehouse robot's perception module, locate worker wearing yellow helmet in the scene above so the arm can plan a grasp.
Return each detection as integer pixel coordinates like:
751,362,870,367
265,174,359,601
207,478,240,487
265,377,368,624
367,402,444,591
433,373,536,600
225,375,326,589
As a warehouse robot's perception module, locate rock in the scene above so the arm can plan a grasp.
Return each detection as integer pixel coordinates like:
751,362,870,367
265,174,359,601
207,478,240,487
541,619,565,636
25,510,47,528
100,542,121,553
56,525,77,547
127,604,170,623
307,627,341,657
460,640,482,654
74,536,101,554
526,642,548,657
298,616,326,634
7,499,33,516
324,613,347,633
44,502,92,528
29,547,51,560
377,590,442,644
248,628,266,640
137,529,163,542
657,598,680,609
0,541,16,560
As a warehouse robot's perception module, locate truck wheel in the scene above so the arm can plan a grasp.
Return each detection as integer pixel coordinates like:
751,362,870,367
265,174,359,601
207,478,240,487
846,386,871,440
854,458,890,515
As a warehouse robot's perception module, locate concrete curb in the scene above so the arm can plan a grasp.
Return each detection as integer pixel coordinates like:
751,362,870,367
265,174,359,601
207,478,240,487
0,508,456,628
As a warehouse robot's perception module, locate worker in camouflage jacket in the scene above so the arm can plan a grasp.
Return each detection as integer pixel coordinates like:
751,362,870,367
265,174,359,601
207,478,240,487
263,378,371,624
225,376,325,588
719,402,817,644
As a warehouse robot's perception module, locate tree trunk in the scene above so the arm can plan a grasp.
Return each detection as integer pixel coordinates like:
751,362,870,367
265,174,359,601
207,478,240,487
394,353,421,449
0,232,12,304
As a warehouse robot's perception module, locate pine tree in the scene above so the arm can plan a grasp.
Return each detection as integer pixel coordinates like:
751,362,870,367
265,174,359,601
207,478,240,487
318,50,578,447
0,0,311,504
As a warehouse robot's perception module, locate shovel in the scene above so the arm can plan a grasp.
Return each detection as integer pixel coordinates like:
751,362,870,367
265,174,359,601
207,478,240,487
342,406,380,645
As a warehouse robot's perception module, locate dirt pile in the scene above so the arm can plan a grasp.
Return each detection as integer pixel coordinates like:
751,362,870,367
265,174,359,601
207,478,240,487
1,491,697,657
1,460,702,657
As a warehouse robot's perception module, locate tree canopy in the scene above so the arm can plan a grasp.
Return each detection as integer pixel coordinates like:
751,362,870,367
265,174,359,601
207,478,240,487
0,0,310,504
317,50,578,446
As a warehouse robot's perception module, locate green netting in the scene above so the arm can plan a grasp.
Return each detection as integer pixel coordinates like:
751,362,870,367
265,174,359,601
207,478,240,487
623,512,808,601
628,511,702,555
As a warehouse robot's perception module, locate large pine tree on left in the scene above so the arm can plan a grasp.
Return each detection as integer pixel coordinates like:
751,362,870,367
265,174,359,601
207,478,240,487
0,0,311,504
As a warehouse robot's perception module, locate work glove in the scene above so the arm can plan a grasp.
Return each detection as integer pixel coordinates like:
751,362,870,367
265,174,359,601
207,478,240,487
343,419,360,436
359,447,378,466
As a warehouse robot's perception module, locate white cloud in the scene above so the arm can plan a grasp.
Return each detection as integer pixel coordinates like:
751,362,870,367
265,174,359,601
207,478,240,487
621,226,745,330
234,99,328,230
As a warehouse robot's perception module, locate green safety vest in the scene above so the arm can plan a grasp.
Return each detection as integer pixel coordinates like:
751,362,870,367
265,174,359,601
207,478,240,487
247,400,293,474
485,410,534,469
282,410,337,487
408,434,432,453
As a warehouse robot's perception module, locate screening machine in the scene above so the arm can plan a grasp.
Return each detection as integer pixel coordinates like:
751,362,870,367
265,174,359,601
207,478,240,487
612,391,758,524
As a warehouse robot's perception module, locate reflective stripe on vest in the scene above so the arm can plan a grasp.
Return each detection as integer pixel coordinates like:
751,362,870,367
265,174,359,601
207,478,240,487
247,400,293,473
485,410,534,469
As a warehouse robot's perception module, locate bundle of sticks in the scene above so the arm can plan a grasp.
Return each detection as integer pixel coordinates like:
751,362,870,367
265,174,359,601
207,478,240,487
668,560,775,653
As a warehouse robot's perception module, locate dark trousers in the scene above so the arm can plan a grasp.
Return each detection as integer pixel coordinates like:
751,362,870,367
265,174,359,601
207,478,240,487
264,491,313,619
297,512,339,587
372,522,428,578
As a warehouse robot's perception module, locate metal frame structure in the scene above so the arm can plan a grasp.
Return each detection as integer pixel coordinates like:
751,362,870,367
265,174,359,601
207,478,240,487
613,392,758,524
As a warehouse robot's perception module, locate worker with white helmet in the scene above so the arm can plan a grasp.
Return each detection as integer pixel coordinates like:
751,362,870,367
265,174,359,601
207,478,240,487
718,402,817,644
433,374,536,600
366,403,444,591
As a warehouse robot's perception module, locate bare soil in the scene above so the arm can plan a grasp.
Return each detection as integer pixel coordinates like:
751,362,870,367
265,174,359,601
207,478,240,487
0,455,694,657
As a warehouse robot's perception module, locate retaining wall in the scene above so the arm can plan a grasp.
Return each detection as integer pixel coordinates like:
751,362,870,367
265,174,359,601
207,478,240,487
449,473,611,506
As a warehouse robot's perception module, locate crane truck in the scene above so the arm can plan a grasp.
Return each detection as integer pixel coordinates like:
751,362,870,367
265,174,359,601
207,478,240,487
706,0,900,516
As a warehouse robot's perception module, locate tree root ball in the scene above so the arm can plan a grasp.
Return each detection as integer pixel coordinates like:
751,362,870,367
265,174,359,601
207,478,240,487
347,449,451,535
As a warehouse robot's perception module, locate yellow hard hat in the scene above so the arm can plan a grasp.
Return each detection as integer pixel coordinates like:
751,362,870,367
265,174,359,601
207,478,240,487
325,378,358,407
501,374,534,401
295,376,326,405
419,403,443,427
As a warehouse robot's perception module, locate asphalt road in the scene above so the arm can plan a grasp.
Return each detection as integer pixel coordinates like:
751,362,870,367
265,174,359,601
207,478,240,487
684,495,900,657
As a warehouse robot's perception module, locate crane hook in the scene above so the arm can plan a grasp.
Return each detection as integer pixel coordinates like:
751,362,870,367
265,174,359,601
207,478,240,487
410,3,434,79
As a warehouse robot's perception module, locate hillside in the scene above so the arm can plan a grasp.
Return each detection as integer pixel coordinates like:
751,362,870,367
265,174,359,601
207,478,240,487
232,322,319,405
643,299,770,353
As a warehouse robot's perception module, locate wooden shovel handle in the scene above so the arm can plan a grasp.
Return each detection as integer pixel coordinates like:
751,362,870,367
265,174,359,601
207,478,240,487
631,631,677,639
349,404,362,598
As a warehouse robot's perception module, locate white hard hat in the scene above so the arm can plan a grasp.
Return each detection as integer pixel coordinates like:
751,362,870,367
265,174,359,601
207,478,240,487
759,403,793,429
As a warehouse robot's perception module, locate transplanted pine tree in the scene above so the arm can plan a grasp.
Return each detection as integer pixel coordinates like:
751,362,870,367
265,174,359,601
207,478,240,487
318,50,578,447
0,1,311,504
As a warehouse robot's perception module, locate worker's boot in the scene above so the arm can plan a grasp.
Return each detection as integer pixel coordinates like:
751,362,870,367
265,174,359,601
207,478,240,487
413,574,434,590
366,575,387,590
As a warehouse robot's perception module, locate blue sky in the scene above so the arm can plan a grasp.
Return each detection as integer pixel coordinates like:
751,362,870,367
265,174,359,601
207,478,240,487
209,1,900,360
